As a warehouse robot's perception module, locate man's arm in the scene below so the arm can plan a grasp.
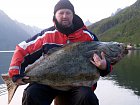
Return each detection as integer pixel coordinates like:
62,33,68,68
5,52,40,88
89,31,113,76
8,29,48,83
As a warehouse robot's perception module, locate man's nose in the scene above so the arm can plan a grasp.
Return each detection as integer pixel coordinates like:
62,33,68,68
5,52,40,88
62,13,67,18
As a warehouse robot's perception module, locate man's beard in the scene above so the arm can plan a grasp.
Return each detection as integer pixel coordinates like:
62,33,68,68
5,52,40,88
53,16,74,35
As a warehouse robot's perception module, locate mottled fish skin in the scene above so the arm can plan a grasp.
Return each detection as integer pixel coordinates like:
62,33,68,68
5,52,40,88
23,41,128,89
1,41,128,103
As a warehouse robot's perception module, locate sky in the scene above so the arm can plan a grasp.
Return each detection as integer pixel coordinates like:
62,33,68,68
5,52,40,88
0,0,137,29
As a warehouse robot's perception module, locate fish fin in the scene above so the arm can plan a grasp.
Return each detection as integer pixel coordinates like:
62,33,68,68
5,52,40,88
1,74,18,104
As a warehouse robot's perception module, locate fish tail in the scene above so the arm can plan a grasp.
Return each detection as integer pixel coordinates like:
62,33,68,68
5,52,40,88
1,74,18,104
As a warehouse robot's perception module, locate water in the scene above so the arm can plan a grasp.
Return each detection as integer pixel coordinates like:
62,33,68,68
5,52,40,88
0,51,13,84
0,50,140,105
111,50,140,96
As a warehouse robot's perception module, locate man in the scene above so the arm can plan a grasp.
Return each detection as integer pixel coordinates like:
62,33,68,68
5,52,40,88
8,0,112,105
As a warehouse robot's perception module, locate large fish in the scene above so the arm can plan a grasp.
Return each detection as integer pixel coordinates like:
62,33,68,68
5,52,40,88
1,41,128,104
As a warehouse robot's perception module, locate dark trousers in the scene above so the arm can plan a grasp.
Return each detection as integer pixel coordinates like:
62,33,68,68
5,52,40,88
22,83,99,105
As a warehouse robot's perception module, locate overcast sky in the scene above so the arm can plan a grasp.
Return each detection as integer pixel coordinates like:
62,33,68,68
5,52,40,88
0,0,137,29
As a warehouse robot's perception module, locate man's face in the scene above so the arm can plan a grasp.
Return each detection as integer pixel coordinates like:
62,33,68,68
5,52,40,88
55,9,73,28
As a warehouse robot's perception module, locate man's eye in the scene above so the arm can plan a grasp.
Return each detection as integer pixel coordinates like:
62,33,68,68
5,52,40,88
66,12,71,15
59,12,64,15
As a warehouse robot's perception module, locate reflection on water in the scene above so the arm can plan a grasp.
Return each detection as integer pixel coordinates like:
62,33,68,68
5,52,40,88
95,79,140,105
109,50,140,96
0,51,13,84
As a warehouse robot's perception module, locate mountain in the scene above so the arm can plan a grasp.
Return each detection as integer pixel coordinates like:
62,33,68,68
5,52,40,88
15,21,41,36
84,20,92,26
88,0,140,45
111,8,122,16
0,10,41,50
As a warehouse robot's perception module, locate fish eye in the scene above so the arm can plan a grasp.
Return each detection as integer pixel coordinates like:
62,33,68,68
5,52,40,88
117,44,121,47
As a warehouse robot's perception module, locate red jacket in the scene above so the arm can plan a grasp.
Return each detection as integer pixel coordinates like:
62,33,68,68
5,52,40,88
9,15,112,90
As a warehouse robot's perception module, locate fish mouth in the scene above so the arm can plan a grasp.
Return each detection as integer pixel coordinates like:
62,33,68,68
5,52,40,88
110,55,124,65
120,43,129,55
111,48,128,65
104,46,128,65
123,48,129,55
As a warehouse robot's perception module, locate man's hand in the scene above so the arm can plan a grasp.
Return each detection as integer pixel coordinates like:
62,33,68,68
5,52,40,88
15,76,29,85
90,52,107,70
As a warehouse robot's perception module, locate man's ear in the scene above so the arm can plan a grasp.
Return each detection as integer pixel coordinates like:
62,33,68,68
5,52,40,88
53,15,57,22
53,16,58,28
53,15,55,21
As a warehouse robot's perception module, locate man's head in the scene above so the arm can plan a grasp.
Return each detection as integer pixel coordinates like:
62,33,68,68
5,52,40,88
53,0,75,28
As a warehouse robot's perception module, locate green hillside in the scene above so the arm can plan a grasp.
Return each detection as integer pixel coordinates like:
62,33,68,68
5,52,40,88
88,0,140,45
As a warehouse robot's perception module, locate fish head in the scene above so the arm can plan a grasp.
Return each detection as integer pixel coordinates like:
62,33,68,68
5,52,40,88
96,41,128,65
